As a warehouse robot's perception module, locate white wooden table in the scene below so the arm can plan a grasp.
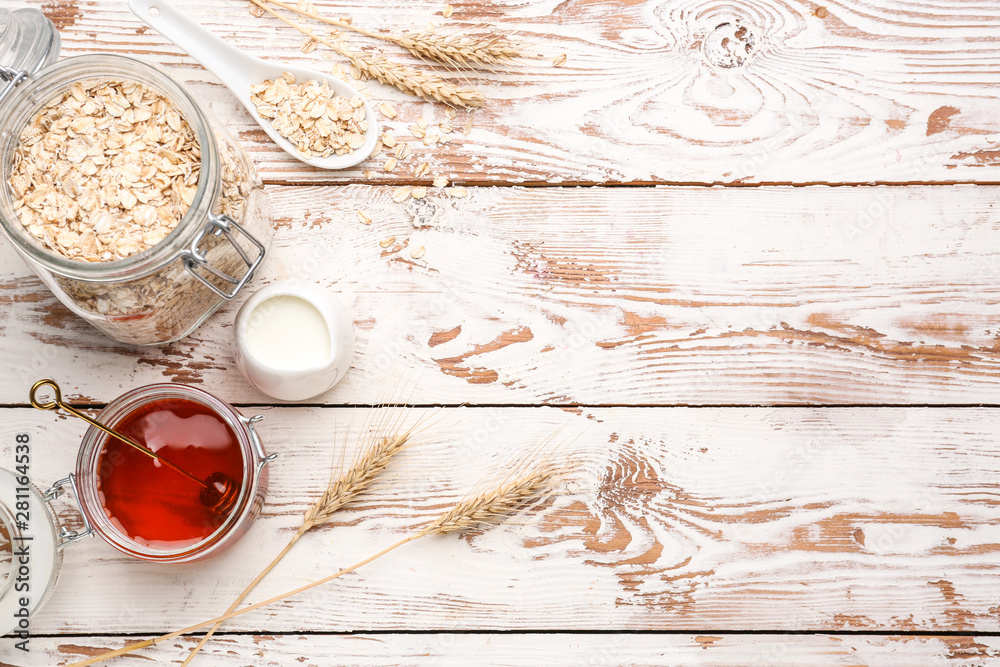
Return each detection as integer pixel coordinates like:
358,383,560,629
4,0,1000,664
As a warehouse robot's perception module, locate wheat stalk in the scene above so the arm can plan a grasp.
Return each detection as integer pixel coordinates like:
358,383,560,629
422,464,557,535
247,0,486,107
69,461,560,667
394,31,523,68
180,417,416,666
344,43,487,108
263,0,523,68
302,432,411,528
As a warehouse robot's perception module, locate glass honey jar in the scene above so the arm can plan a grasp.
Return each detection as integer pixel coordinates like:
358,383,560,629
0,382,275,636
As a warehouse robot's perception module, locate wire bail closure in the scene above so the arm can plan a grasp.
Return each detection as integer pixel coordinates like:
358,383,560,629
183,213,266,300
42,474,95,549
0,64,28,105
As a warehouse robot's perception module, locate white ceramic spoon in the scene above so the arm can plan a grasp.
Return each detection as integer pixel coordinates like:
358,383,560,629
129,0,378,169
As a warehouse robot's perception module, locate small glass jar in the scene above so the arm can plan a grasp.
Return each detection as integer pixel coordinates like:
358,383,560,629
0,8,272,345
0,468,62,638
61,383,274,562
0,382,275,636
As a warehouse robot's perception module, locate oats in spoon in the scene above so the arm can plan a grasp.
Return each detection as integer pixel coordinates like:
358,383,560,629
250,72,367,158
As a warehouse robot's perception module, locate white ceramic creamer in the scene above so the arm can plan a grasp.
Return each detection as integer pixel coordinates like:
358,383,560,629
234,281,355,400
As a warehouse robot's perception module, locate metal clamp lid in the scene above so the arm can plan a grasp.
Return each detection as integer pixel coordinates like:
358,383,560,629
42,474,95,548
240,413,278,471
0,65,27,106
0,468,62,637
183,213,267,300
0,8,61,105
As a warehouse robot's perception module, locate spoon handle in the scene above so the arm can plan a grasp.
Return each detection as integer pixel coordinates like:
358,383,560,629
29,379,209,490
128,0,254,96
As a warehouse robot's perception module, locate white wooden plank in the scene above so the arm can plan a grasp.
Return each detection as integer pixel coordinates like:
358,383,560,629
20,633,1000,667
3,406,999,634
10,0,1000,184
3,185,1000,405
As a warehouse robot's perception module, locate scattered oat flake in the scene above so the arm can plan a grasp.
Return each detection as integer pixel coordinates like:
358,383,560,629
410,245,426,259
249,3,265,17
379,236,396,248
301,37,319,53
384,157,398,172
357,210,372,225
553,54,567,67
417,117,429,130
363,169,375,179
463,116,474,135
445,107,457,120
449,187,468,198
389,144,403,160
439,123,453,134
381,131,396,148
392,186,412,202
442,4,454,18
379,102,397,119
415,162,430,178
411,187,428,199
433,175,449,188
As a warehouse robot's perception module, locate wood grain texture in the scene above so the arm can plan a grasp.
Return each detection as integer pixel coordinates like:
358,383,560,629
15,633,1000,667
13,0,1000,185
4,0,1000,657
6,406,1000,634
3,185,1000,406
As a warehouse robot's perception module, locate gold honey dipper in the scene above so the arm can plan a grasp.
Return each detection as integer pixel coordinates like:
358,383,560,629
29,379,238,512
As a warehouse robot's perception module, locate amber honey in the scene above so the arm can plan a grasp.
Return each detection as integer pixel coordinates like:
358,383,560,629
96,397,244,550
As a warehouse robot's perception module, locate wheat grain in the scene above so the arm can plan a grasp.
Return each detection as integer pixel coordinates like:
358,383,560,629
302,432,411,529
342,42,486,108
180,417,414,666
262,0,523,68
248,0,485,107
395,31,523,68
421,464,556,535
74,447,562,667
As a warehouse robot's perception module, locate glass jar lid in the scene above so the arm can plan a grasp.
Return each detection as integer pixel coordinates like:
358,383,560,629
0,468,62,637
0,8,60,80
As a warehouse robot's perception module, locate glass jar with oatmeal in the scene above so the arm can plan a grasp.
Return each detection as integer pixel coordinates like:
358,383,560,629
0,8,272,345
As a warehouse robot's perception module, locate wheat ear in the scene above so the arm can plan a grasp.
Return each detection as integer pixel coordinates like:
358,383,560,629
247,0,485,107
421,463,557,535
392,32,523,68
180,423,415,666
262,0,523,68
69,462,558,667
